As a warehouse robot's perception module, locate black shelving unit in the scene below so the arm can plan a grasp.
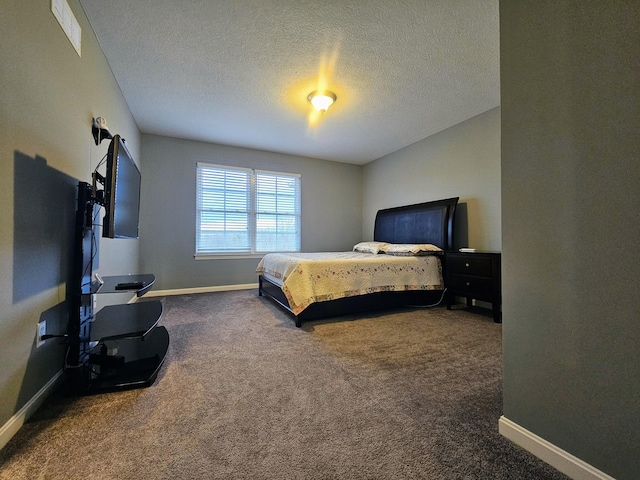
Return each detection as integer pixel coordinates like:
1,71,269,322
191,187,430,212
66,182,169,394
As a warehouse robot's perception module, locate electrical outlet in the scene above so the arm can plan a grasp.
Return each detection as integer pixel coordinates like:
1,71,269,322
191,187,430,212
37,320,46,348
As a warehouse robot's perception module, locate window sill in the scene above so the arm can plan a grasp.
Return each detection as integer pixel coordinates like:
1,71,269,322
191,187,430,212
194,251,300,260
194,253,265,261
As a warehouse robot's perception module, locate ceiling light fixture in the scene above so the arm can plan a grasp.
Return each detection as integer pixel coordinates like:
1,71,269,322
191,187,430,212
307,90,337,114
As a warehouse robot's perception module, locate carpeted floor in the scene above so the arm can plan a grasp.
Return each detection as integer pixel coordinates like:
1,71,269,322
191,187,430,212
0,290,568,479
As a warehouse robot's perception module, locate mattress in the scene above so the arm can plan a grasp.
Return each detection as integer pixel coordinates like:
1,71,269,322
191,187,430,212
256,251,443,315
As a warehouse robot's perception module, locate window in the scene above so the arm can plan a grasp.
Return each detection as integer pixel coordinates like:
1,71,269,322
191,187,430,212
196,163,301,255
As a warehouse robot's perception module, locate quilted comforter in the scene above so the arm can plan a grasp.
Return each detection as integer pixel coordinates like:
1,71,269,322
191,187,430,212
256,251,443,315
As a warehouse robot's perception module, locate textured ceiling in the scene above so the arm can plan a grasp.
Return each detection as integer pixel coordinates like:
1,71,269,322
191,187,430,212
79,0,499,165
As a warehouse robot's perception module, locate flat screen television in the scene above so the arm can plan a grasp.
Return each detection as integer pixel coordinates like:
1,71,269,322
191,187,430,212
102,135,141,239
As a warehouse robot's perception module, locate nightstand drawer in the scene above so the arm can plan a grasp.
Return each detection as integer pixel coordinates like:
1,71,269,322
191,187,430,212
447,255,492,277
448,274,494,297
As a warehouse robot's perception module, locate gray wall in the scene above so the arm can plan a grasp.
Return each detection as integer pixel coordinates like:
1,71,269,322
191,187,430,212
0,1,140,427
362,108,501,251
139,134,362,290
500,2,639,479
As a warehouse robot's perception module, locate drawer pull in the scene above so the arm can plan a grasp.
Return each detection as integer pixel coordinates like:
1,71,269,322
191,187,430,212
466,282,470,286
465,262,470,267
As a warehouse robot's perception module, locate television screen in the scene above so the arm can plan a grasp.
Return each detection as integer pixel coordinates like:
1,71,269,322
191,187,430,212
102,135,141,239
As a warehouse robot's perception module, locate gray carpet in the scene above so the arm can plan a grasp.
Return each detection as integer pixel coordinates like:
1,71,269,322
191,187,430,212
0,290,568,479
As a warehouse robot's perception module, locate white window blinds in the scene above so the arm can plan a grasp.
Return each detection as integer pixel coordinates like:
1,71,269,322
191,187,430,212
196,163,300,255
255,171,301,252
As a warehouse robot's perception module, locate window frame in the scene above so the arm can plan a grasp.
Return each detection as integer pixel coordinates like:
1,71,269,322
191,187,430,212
195,162,301,258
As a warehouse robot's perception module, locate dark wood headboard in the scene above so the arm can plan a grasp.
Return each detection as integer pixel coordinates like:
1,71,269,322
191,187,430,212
373,197,459,251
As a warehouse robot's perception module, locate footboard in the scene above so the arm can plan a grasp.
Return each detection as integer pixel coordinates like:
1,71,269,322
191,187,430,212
258,275,444,328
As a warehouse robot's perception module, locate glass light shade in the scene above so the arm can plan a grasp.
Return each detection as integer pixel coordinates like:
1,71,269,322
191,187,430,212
308,91,337,113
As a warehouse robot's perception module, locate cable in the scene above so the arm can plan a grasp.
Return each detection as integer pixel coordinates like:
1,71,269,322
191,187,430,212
40,334,69,340
94,152,108,172
405,288,448,308
92,200,101,226
65,344,85,369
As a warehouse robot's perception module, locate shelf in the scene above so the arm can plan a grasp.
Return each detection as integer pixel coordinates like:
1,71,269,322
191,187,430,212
90,301,163,341
67,326,170,394
93,274,156,297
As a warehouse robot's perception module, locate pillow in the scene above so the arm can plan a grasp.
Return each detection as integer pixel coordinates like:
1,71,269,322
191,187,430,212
381,243,443,256
353,241,390,254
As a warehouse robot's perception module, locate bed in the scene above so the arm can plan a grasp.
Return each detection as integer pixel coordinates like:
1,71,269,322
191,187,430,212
257,197,459,327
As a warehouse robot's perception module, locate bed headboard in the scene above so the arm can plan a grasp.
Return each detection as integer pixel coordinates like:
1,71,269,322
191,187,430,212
373,197,459,251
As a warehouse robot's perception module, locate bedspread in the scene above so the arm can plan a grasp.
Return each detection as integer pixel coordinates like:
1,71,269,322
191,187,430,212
256,252,443,315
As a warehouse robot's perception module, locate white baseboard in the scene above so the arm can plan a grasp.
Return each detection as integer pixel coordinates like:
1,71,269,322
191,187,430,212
498,416,616,480
0,370,64,451
144,283,258,298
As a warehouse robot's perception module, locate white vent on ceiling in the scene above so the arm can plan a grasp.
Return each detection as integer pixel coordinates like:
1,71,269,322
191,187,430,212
51,0,81,57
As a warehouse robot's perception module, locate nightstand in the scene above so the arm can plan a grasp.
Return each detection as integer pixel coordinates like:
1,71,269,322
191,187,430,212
445,251,501,323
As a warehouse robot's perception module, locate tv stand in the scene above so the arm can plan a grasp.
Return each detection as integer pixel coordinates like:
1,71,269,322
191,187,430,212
66,182,169,395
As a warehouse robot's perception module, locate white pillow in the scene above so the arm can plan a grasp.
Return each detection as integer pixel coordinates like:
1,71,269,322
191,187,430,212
353,241,390,254
381,243,443,256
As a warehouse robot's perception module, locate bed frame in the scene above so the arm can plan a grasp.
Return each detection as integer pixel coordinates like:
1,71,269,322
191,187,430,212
258,197,459,327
